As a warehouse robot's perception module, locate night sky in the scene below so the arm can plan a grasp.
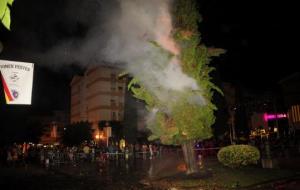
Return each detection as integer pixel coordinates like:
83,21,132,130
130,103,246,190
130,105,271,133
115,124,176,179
197,0,298,90
0,0,298,112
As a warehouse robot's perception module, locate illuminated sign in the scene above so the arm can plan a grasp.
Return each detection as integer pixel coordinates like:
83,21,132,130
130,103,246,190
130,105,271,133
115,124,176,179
263,113,287,121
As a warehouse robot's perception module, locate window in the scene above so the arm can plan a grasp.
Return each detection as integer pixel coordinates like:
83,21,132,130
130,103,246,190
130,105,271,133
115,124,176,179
111,74,116,81
111,81,116,91
111,99,116,107
119,102,123,107
112,112,116,120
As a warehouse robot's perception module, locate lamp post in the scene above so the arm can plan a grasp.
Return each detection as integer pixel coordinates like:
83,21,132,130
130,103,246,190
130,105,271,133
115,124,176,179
272,97,280,139
229,106,237,144
95,133,100,146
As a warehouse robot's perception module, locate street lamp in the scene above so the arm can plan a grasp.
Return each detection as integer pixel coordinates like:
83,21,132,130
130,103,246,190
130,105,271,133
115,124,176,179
95,133,100,146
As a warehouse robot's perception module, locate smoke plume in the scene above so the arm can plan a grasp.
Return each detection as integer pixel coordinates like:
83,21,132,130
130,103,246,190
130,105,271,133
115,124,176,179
101,0,204,107
8,0,206,107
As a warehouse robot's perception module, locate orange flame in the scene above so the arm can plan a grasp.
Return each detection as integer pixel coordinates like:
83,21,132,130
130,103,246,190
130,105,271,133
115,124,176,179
155,3,180,56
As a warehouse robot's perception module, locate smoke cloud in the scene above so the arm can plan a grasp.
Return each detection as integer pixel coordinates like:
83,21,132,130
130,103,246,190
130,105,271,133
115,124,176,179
101,0,204,107
9,0,206,108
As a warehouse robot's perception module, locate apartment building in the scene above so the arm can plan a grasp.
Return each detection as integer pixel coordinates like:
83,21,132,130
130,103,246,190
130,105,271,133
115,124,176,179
279,72,300,130
70,66,127,134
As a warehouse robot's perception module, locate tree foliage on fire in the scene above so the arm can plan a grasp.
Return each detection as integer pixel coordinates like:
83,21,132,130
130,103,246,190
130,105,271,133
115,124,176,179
129,0,224,146
128,0,224,174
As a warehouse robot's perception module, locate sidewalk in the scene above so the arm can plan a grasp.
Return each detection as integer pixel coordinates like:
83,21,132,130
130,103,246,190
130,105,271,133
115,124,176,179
277,157,300,170
242,176,300,190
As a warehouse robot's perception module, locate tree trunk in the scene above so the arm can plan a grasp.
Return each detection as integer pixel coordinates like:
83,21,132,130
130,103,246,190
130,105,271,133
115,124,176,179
181,140,199,174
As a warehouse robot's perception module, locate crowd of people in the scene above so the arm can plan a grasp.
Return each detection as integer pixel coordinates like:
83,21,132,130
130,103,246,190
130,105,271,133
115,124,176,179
2,136,298,169
0,141,166,168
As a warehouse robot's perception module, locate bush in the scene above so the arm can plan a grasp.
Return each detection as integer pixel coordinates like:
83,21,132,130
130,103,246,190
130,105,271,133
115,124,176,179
217,145,260,168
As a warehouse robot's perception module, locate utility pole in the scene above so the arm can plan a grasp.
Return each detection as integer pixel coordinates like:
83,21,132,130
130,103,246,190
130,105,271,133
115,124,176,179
273,97,280,139
230,106,237,144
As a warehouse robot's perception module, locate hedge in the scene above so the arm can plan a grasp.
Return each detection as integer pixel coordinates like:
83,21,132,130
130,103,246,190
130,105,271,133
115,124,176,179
217,145,260,168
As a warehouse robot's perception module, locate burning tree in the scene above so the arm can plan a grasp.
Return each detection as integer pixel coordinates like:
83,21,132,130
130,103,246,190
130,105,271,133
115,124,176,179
128,0,224,174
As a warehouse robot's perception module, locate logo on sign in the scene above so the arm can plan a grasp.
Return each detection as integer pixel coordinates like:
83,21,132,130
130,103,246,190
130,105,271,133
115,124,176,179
12,89,19,99
10,73,20,82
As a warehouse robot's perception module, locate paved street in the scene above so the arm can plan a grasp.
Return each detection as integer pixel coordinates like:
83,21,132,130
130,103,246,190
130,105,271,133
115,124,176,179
1,155,300,190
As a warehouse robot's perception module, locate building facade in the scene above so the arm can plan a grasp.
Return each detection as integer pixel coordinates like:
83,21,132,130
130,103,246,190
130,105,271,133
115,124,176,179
70,66,127,135
279,72,300,130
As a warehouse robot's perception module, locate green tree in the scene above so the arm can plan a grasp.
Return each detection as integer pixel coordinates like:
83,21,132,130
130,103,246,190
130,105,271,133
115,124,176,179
0,0,13,30
62,121,93,146
128,0,224,174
